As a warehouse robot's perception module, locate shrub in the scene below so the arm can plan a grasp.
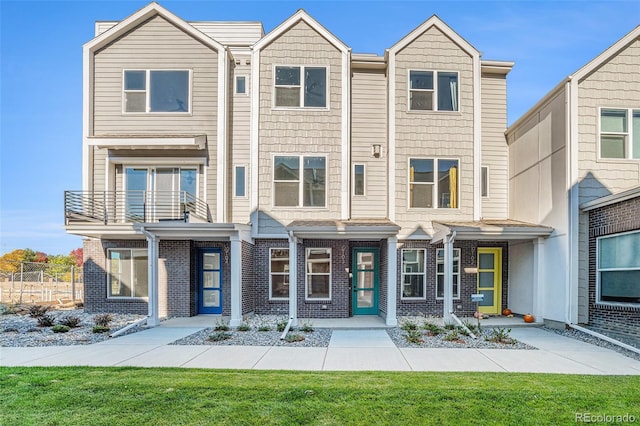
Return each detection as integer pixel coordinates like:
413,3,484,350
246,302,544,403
208,331,232,342
276,320,288,333
284,333,304,343
462,320,479,334
1,303,21,315
400,320,419,331
444,322,456,330
214,320,230,331
37,314,55,327
28,304,51,318
52,324,70,333
422,322,443,336
59,315,82,328
404,329,423,344
300,321,314,333
92,325,110,334
443,330,462,342
257,324,271,332
237,323,251,332
93,314,113,327
486,327,513,344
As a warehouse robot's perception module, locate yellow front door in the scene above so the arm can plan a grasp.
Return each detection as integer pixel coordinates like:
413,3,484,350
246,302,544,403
477,248,502,314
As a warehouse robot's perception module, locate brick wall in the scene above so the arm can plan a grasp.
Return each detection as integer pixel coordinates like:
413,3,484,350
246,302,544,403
159,240,190,317
587,196,640,343
241,240,255,315
253,239,290,316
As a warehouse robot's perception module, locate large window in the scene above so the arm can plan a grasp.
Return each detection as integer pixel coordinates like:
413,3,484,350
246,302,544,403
274,66,327,108
402,249,426,299
108,249,148,298
409,70,459,111
270,249,289,300
306,248,331,300
600,108,640,159
409,158,459,208
436,248,460,299
123,70,190,113
273,156,326,207
597,231,640,304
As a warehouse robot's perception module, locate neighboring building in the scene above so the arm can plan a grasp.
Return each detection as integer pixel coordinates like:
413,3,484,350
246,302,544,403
66,2,554,327
506,26,640,331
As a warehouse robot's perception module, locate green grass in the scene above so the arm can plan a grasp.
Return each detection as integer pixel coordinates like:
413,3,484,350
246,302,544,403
1,367,639,425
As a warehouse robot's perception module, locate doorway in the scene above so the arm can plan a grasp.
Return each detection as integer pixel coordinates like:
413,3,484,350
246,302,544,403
351,248,379,315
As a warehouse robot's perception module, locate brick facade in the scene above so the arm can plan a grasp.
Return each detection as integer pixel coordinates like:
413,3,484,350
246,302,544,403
587,196,640,344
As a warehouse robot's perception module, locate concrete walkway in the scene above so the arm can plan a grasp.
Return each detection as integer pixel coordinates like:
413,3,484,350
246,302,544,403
2,323,640,374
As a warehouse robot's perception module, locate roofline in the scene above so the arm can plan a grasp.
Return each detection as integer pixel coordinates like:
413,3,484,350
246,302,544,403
480,60,515,75
252,9,350,53
580,186,640,211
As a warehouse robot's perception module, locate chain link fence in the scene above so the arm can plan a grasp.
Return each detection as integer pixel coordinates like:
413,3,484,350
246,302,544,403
0,261,83,305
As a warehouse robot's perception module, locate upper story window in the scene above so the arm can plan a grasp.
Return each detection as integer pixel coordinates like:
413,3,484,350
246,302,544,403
123,70,190,113
597,230,640,305
409,70,459,112
409,158,459,209
235,76,247,95
353,164,365,196
274,66,327,108
600,108,640,159
273,155,326,208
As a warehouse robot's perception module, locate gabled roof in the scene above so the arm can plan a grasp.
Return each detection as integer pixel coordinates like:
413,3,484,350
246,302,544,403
252,9,350,53
580,185,640,211
387,15,479,57
84,2,226,54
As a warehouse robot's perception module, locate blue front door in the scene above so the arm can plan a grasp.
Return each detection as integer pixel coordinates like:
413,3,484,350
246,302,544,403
198,249,222,314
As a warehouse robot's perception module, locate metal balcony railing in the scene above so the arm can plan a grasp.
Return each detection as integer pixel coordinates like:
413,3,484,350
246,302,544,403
64,190,211,225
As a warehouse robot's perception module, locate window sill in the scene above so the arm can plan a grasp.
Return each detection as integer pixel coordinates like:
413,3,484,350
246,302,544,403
121,112,193,117
595,301,640,311
400,297,427,302
596,157,640,163
304,298,332,303
106,297,148,302
405,110,461,115
271,107,330,112
269,298,289,302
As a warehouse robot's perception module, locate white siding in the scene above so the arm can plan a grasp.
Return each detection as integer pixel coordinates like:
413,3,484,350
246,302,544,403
230,56,252,223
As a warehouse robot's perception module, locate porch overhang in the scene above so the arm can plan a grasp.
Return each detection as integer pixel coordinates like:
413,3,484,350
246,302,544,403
286,219,400,240
87,134,207,150
65,222,251,241
431,220,553,244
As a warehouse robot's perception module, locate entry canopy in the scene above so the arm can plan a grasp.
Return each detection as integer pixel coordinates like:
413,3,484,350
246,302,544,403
431,220,553,244
287,219,400,240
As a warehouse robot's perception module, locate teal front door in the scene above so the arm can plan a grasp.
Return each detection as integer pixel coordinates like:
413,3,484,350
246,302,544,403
198,249,222,314
352,248,379,315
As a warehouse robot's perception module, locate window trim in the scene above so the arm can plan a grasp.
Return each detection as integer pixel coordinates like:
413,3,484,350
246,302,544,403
122,69,192,115
272,64,330,110
401,248,427,300
481,166,489,198
596,230,640,306
407,157,460,210
106,248,148,300
235,75,248,95
272,154,328,209
435,248,461,300
233,165,247,198
305,248,332,301
407,69,460,112
598,107,640,161
269,248,290,300
353,163,366,196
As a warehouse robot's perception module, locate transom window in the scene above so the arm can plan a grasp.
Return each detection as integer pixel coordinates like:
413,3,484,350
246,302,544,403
270,249,289,300
306,248,331,300
274,66,327,108
436,248,460,299
597,230,640,304
108,249,148,298
273,156,326,207
600,108,640,159
402,249,426,299
409,158,459,208
409,70,459,111
123,70,190,113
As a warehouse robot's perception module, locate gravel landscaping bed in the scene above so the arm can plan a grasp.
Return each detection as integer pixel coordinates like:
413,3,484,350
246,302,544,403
387,326,537,349
542,326,640,362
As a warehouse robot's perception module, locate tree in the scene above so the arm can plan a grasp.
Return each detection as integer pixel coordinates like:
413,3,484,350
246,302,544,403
70,248,83,266
35,252,49,263
0,249,29,273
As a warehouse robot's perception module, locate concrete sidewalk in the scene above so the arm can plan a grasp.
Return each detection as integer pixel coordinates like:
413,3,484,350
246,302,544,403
2,324,640,374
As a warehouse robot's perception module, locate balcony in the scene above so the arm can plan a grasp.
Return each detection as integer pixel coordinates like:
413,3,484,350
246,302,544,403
64,191,211,225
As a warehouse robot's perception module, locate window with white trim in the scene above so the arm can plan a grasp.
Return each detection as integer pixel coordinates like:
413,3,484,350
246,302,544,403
306,248,331,300
409,70,459,111
234,166,246,198
409,158,459,208
273,156,326,207
235,76,247,95
274,66,327,108
270,248,289,300
402,249,426,299
481,167,489,198
107,249,148,298
123,70,190,113
600,108,640,159
354,164,365,196
436,248,460,299
597,230,640,304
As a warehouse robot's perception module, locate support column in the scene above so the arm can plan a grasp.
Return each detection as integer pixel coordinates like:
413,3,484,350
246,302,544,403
229,235,242,327
144,232,160,327
386,237,398,326
288,232,298,326
443,233,455,323
532,237,545,323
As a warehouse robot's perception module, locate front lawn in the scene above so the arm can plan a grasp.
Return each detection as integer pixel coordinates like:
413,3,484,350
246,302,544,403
1,368,638,425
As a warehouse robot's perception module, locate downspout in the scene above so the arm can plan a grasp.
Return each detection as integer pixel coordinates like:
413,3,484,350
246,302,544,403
443,230,457,323
288,230,298,326
140,227,160,327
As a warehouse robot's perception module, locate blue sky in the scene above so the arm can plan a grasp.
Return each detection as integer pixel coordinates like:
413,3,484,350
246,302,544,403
1,0,639,256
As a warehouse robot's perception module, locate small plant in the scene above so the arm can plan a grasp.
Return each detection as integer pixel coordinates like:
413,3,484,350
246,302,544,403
456,326,471,337
486,327,513,344
237,323,251,332
37,314,55,327
276,320,288,332
52,324,70,333
462,319,479,334
257,324,271,332
214,319,230,331
444,322,456,330
400,320,419,331
59,315,82,328
1,303,21,315
3,327,19,333
27,304,51,318
443,330,462,342
284,333,305,343
404,329,424,344
300,320,314,333
422,322,443,336
93,313,113,327
208,331,232,342
92,325,110,334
